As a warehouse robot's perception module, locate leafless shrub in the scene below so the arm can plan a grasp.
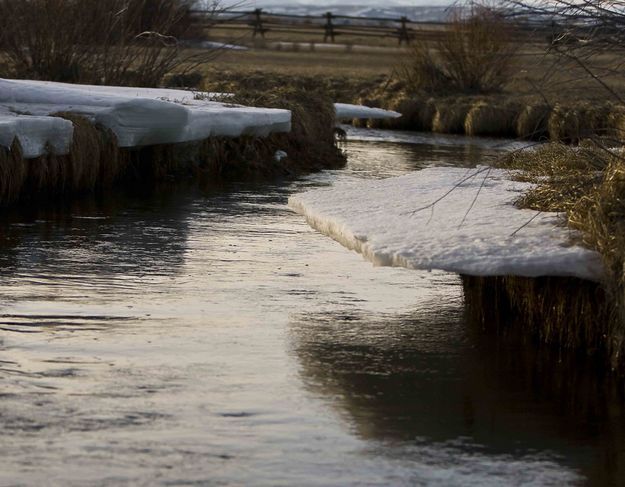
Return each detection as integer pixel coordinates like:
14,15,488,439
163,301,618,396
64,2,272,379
0,0,219,86
399,6,518,94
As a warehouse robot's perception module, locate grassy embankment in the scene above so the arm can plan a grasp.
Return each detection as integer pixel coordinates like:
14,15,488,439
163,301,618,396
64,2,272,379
0,90,343,206
462,143,625,375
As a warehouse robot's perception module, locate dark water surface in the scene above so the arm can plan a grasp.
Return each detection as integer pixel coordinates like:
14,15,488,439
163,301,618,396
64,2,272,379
0,130,623,486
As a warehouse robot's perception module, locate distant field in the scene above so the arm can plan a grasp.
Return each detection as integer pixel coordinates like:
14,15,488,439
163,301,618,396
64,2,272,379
199,36,625,104
203,46,399,78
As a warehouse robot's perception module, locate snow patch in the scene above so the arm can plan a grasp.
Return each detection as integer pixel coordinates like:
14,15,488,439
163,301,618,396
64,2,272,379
0,113,73,158
274,150,288,162
289,166,604,281
334,103,401,121
0,79,291,158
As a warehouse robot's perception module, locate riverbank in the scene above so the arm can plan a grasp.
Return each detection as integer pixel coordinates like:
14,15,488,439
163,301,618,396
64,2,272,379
288,163,625,376
355,91,625,142
497,143,625,373
0,80,352,206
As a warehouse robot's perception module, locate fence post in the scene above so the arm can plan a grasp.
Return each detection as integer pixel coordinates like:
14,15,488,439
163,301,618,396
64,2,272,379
252,8,265,38
324,12,335,43
398,16,410,45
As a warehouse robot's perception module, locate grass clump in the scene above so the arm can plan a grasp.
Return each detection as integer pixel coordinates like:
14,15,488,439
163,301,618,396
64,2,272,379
228,88,345,176
432,99,473,134
516,103,551,140
500,143,608,212
385,97,436,131
0,0,210,87
0,141,27,204
548,103,611,143
463,275,608,355
464,100,521,137
0,114,127,205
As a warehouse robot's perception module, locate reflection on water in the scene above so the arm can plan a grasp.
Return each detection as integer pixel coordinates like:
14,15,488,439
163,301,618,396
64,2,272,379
292,300,625,485
0,130,622,485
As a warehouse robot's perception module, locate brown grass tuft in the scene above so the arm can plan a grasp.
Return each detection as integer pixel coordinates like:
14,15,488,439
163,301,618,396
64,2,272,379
462,275,609,355
228,88,345,176
0,140,27,205
384,97,437,131
548,103,611,143
464,100,521,137
606,106,625,141
516,103,551,139
397,7,517,95
432,99,472,134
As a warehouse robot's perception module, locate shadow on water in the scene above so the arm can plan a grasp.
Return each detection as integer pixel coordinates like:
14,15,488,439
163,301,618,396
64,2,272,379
291,295,625,486
0,188,192,278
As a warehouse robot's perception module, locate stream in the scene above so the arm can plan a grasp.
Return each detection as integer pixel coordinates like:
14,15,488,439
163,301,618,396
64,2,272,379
0,128,623,486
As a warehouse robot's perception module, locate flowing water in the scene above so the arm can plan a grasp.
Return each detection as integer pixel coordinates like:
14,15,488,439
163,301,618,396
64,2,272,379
0,129,623,486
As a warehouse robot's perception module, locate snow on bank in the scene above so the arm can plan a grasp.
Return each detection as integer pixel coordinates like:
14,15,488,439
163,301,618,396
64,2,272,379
289,166,604,281
0,79,399,159
0,111,73,158
0,79,291,158
334,103,401,121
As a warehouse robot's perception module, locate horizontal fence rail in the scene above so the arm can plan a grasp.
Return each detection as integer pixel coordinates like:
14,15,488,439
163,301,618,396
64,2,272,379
190,8,562,46
191,8,448,45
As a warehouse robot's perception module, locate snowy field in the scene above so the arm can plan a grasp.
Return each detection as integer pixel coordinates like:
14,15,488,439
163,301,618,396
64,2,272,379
289,166,604,281
0,79,398,159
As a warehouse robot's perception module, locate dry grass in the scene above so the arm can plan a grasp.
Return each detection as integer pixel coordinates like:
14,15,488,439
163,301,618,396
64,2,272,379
499,142,625,372
462,275,609,356
516,103,551,139
0,114,128,205
432,99,472,134
606,106,625,141
548,103,612,143
383,97,437,131
0,140,27,203
0,0,210,86
202,66,384,105
500,143,607,212
228,88,344,175
464,100,521,137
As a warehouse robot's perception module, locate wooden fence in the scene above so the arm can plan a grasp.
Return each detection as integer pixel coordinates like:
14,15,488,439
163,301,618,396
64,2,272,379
190,8,449,45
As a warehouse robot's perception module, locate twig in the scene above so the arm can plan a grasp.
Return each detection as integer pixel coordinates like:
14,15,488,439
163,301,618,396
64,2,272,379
510,211,542,237
459,167,492,228
403,166,490,217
